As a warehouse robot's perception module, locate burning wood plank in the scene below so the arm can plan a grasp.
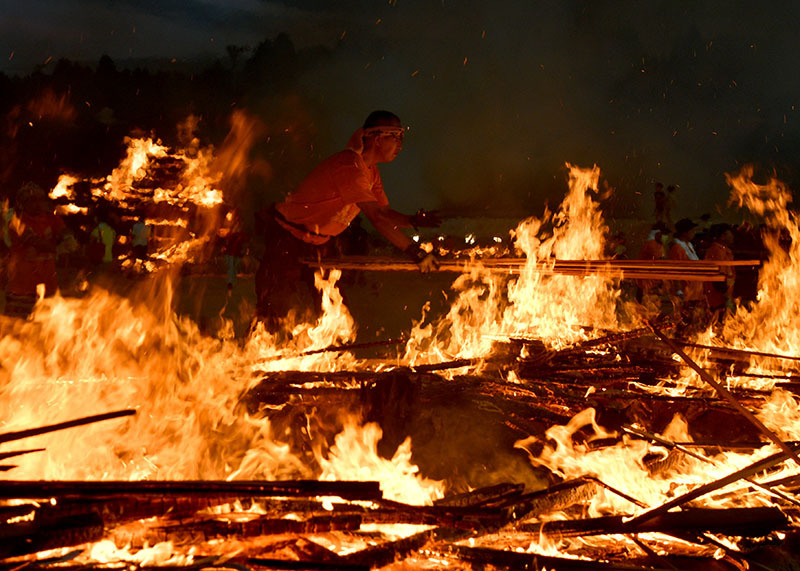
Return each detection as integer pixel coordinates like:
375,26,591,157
0,410,136,445
520,507,789,538
0,480,383,502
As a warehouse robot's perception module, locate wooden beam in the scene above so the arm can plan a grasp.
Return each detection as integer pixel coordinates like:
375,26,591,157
0,410,136,445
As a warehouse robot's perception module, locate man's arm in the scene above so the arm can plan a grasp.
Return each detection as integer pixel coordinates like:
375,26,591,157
359,201,439,272
358,201,413,250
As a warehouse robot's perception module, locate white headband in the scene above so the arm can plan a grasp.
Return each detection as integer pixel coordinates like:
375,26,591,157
363,126,405,136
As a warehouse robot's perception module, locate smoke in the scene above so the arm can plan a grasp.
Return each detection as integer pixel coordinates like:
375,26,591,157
291,1,800,222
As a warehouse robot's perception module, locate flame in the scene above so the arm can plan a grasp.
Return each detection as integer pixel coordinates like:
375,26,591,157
720,166,800,365
405,163,620,370
43,112,270,271
0,261,439,491
318,417,444,506
49,174,78,200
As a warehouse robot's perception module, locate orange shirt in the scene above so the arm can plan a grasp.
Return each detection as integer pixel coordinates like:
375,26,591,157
637,238,664,293
639,239,663,260
668,240,703,301
275,150,389,245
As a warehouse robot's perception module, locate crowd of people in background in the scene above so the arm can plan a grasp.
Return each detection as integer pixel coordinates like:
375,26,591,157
605,180,772,329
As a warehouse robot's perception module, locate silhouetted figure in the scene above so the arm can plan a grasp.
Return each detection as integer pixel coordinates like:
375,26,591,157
88,205,117,269
653,182,667,224
637,221,669,302
693,212,713,257
131,217,151,261
220,209,248,291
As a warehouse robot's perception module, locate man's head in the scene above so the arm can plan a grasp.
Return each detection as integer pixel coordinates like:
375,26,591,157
651,221,669,242
361,110,404,163
710,223,733,246
674,218,698,239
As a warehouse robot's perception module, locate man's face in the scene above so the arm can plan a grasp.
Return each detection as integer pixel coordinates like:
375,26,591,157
365,122,404,163
375,130,403,162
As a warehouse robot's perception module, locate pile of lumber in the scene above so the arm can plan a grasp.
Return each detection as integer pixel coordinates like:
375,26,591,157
0,475,795,570
5,320,800,569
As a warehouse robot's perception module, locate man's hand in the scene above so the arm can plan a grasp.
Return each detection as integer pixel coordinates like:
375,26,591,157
410,209,442,229
404,244,439,273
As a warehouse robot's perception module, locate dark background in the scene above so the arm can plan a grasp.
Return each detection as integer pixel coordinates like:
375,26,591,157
2,1,800,225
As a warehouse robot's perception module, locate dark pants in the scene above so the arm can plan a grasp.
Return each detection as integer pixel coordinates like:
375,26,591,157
254,211,333,331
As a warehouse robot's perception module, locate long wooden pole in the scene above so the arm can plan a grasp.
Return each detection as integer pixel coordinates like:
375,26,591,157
303,256,758,281
0,480,383,501
0,409,136,445
673,340,800,363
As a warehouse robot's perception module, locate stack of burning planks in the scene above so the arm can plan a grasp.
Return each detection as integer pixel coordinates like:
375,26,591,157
4,321,800,570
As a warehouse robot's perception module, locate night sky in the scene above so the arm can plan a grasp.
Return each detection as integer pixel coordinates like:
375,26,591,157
3,0,800,222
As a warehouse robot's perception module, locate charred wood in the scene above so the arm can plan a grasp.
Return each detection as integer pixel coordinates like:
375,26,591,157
649,321,800,468
0,449,45,461
0,512,104,558
0,480,382,502
443,544,668,570
341,528,437,568
0,410,136,445
434,482,525,508
110,514,363,548
519,507,788,538
248,558,369,570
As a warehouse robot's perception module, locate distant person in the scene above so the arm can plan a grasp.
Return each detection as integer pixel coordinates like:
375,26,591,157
88,205,117,267
636,221,669,302
254,110,441,331
4,182,66,316
1,198,13,252
653,182,667,224
607,232,628,259
693,212,713,257
668,217,704,315
731,222,763,306
131,217,151,261
0,198,13,301
220,208,248,291
665,185,677,227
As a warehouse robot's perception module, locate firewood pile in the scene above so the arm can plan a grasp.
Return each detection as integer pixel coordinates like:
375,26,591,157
5,317,800,570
